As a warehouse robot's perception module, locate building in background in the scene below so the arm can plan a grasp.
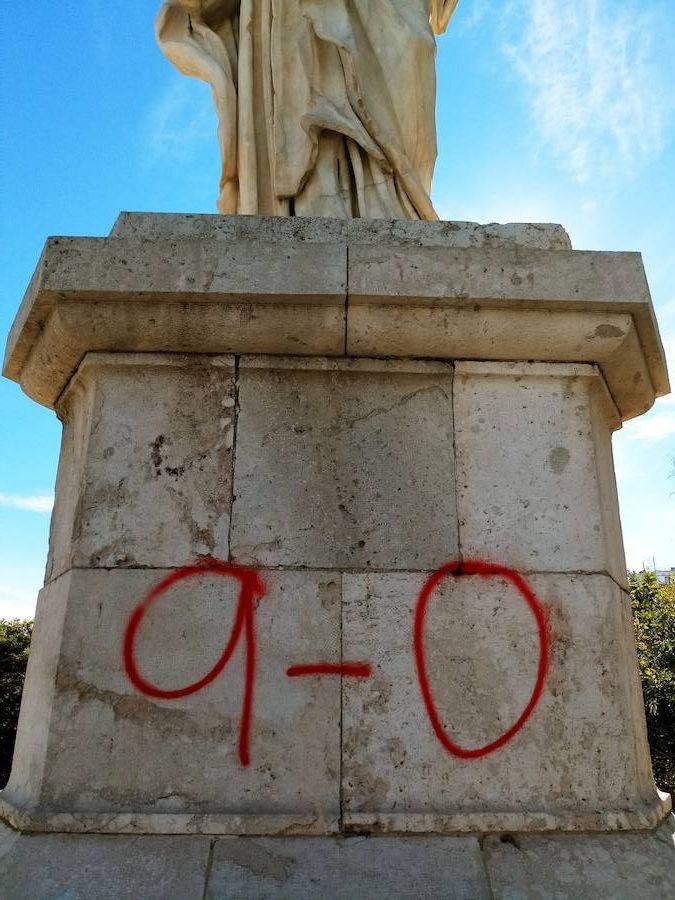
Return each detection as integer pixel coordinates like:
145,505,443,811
654,568,675,585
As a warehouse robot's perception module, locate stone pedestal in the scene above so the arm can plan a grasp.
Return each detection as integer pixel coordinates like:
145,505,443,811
1,214,672,897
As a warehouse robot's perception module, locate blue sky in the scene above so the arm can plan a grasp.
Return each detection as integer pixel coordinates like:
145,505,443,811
1,0,674,618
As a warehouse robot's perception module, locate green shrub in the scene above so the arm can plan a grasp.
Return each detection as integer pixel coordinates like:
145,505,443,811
629,571,675,796
0,619,32,789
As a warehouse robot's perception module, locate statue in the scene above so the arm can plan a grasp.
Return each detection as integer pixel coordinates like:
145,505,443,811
156,1,459,219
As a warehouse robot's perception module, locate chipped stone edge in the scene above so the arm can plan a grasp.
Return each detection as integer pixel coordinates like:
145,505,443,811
108,212,574,252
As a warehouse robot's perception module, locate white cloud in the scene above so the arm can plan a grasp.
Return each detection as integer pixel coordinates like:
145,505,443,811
0,493,54,513
459,0,491,32
622,408,675,442
505,0,673,183
620,327,674,441
145,77,216,163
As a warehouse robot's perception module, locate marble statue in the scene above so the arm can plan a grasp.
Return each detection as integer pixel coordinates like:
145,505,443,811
156,0,459,219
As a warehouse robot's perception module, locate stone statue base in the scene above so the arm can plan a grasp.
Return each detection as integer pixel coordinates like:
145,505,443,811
1,214,672,896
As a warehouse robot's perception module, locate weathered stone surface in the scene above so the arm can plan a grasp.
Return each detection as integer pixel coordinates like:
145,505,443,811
110,211,573,250
7,566,667,836
2,823,671,898
346,243,668,420
206,834,490,899
483,816,675,899
17,299,346,408
231,356,457,570
3,235,348,406
347,305,656,421
454,362,628,585
0,824,212,900
342,572,665,833
47,354,236,577
2,568,341,833
349,243,651,308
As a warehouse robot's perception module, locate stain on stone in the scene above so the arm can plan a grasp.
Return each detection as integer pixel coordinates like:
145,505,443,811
594,324,625,339
217,841,296,882
386,737,407,767
188,521,216,554
318,579,339,611
548,447,570,473
499,834,521,850
150,435,166,473
164,464,186,479
361,678,392,716
55,665,235,742
113,554,136,567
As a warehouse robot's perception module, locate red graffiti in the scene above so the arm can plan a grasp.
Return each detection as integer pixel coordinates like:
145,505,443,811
413,559,550,760
287,663,372,678
122,559,266,767
124,557,550,769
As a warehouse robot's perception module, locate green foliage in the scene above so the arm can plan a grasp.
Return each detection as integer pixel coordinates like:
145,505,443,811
629,571,675,796
0,619,32,789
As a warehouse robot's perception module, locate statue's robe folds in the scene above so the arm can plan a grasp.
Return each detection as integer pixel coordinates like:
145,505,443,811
156,0,458,218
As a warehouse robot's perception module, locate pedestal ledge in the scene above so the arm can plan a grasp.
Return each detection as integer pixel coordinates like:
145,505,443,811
3,214,669,419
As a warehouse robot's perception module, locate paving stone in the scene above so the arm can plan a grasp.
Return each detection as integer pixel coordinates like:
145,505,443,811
206,834,490,899
0,824,211,900
483,816,675,899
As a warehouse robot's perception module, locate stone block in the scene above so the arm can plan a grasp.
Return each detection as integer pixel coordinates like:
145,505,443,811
47,353,235,577
231,357,457,570
483,816,675,899
342,572,663,832
2,568,341,833
0,824,212,900
110,211,572,251
453,362,627,584
345,240,668,421
206,834,490,899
